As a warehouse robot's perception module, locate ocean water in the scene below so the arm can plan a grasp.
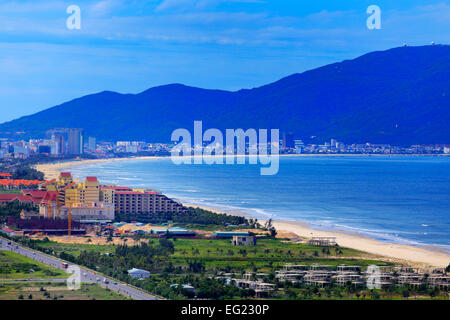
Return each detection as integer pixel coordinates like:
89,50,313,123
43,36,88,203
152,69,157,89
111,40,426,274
66,156,450,252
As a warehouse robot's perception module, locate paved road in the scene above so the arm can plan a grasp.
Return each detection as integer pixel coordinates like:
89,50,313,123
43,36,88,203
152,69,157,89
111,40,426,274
0,237,159,300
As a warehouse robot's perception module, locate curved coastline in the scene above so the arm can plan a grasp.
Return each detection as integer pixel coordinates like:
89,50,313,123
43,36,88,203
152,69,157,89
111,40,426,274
35,157,450,268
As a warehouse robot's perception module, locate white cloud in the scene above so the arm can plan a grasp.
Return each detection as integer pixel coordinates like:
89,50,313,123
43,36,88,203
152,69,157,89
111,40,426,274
154,0,263,12
89,0,124,16
155,0,195,12
0,1,67,13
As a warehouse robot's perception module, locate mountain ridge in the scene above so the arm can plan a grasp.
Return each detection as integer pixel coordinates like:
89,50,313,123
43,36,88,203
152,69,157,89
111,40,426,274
1,45,449,146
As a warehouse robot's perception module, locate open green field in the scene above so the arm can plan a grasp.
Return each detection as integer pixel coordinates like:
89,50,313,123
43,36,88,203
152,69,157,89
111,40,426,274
0,282,129,300
37,241,115,257
168,238,389,270
30,237,390,272
0,250,68,279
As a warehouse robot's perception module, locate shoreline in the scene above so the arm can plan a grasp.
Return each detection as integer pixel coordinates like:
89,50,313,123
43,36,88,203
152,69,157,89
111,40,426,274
34,153,449,181
182,203,450,268
34,156,167,180
35,156,450,268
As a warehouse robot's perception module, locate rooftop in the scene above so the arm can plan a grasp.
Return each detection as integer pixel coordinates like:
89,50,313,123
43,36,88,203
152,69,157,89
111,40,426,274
128,268,150,274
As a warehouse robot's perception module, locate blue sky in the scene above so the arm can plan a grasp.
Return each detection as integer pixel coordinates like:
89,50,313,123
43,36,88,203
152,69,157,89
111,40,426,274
0,0,449,122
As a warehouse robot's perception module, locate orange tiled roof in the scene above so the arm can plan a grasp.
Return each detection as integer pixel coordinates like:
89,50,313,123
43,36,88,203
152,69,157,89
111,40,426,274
0,179,46,186
0,173,13,178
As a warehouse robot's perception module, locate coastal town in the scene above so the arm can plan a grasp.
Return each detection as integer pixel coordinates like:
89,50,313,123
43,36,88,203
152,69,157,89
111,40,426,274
1,127,449,162
1,128,449,301
1,161,449,300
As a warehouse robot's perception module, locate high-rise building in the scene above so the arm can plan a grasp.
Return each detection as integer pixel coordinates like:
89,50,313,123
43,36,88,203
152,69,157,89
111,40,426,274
51,133,66,155
331,139,338,148
87,136,96,151
67,128,83,155
294,140,304,154
282,132,295,149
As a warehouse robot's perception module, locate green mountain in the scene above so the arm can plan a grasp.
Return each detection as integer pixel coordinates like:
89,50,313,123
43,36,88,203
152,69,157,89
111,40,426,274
1,45,449,145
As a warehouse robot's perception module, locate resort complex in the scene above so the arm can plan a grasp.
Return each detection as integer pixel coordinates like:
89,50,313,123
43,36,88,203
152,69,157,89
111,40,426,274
0,164,449,301
0,171,186,234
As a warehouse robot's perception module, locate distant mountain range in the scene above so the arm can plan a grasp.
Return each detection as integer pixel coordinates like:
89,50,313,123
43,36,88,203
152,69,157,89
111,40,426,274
0,45,449,146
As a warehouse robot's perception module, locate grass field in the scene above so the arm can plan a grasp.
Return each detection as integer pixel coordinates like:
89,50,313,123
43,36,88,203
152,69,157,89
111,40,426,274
168,238,389,270
37,241,115,257
0,282,129,300
0,250,68,279
34,237,390,272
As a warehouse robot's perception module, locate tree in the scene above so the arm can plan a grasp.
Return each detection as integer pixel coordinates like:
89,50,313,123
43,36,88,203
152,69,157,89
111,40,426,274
269,227,277,238
402,289,410,299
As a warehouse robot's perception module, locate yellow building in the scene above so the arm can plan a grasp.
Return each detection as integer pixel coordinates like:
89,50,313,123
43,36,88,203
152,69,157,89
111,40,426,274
41,173,99,205
58,172,74,186
82,177,100,204
39,173,113,221
45,173,100,206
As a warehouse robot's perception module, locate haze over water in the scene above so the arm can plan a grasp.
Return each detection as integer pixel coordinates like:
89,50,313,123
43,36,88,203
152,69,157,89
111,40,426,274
67,156,450,253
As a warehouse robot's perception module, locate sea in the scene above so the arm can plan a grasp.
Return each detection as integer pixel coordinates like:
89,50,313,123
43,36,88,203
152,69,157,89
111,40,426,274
66,155,450,253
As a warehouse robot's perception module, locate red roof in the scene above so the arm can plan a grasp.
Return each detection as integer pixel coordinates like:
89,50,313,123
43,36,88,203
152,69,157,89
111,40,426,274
22,190,58,204
41,191,58,203
60,172,71,177
0,179,46,186
115,191,145,195
100,186,132,191
22,190,48,199
86,177,98,182
0,194,34,203
0,173,12,177
115,191,159,195
1,226,15,234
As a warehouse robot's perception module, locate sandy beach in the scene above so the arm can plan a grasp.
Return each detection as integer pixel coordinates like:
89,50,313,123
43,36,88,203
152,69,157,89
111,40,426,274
34,156,166,180
183,204,450,268
35,157,450,268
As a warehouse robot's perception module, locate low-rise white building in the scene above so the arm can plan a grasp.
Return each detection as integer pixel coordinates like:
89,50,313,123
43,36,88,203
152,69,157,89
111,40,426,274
128,268,150,278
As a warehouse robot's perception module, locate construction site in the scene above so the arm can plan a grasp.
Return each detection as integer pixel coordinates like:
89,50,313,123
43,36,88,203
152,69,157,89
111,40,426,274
2,172,113,236
1,171,188,237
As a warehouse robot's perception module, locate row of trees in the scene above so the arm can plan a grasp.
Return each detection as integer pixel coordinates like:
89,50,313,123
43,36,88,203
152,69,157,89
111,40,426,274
12,166,44,180
0,200,37,223
114,207,251,226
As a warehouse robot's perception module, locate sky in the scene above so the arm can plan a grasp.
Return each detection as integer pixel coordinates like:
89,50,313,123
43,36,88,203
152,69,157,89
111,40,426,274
0,0,449,122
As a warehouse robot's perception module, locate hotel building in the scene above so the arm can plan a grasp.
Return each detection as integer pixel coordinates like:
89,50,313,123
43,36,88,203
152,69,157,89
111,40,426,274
99,186,186,214
39,172,113,221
